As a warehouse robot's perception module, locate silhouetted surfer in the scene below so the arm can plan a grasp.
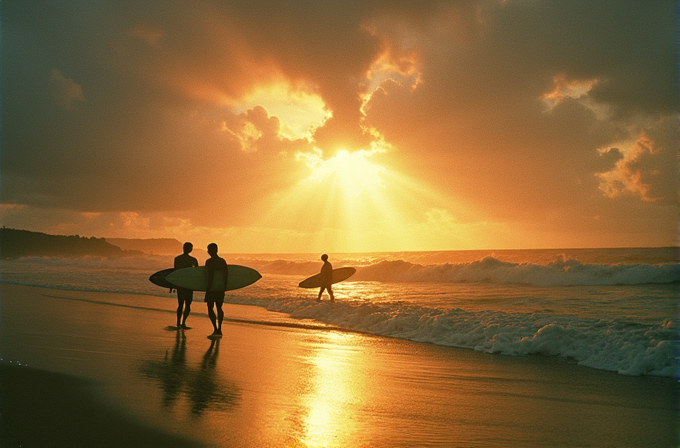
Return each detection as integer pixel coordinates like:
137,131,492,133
205,243,228,338
174,242,198,328
317,254,334,301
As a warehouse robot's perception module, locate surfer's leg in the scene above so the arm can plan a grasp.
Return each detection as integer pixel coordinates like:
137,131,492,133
207,301,218,332
181,296,192,327
328,285,334,301
182,303,191,327
317,287,325,301
216,302,224,335
177,289,192,327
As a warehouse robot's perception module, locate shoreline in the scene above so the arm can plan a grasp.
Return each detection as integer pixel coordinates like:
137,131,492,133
1,283,676,447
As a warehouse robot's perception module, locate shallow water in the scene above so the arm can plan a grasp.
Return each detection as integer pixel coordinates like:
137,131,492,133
1,247,677,377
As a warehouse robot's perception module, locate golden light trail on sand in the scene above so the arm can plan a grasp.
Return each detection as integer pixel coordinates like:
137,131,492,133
300,332,366,447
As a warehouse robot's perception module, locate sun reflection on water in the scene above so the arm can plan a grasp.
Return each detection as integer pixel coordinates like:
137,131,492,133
300,332,368,448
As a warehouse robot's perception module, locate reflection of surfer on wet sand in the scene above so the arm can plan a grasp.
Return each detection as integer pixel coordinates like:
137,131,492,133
139,330,188,411
189,338,220,416
189,338,241,417
140,336,240,418
164,330,188,408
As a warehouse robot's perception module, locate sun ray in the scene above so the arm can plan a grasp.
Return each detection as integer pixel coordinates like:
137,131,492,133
243,141,489,253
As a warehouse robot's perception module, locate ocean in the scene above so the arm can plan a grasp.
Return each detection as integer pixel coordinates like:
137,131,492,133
1,247,676,380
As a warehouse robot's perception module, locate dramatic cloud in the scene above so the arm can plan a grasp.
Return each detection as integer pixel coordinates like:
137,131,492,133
1,0,676,252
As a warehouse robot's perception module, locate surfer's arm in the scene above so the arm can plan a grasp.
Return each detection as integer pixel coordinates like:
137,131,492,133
223,264,229,290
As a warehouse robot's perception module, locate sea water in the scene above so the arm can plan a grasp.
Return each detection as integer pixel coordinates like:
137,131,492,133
1,247,677,378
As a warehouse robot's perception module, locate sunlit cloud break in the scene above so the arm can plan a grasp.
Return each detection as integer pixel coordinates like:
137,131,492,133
297,148,386,198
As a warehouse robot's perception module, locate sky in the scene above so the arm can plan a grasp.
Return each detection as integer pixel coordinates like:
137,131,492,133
1,0,677,253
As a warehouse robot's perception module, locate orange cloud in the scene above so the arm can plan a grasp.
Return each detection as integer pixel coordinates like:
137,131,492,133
597,127,676,203
542,75,599,109
49,69,84,108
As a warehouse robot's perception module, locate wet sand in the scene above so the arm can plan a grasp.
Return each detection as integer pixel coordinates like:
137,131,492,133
0,283,676,447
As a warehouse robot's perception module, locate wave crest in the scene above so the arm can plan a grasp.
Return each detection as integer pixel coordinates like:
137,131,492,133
350,257,677,286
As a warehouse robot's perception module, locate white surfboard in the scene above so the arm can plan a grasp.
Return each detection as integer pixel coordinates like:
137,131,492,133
166,265,261,291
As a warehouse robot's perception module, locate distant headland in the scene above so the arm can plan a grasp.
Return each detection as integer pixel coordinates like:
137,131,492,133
0,228,182,259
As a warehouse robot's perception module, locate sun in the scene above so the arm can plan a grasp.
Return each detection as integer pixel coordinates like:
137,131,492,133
242,142,485,253
298,148,386,197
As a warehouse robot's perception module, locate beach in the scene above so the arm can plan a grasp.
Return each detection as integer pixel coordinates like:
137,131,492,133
0,282,675,447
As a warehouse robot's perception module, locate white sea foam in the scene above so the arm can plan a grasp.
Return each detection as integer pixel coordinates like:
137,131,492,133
224,294,676,378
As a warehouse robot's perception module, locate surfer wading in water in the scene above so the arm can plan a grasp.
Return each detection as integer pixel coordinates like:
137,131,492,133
317,254,334,301
174,242,198,328
205,243,228,338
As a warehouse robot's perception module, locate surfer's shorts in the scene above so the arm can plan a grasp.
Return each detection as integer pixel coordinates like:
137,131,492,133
176,288,193,303
205,291,225,304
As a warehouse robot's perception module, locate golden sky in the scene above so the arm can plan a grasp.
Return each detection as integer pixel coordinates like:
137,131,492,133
1,1,677,253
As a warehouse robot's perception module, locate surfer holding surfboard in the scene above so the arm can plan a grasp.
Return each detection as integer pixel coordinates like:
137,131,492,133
151,247,261,336
317,254,334,301
174,242,198,329
205,243,228,338
298,256,356,300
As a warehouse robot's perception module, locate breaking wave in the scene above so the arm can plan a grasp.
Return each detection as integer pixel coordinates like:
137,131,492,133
226,294,676,378
243,256,678,286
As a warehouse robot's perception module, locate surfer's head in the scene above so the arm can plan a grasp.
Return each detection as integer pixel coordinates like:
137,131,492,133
321,254,328,261
207,243,218,255
183,242,193,254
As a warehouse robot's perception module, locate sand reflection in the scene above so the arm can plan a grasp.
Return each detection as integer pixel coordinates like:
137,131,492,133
140,331,240,418
300,332,369,447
